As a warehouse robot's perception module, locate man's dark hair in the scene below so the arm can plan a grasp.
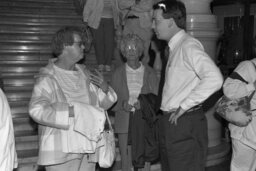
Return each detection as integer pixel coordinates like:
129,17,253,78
51,26,85,57
153,0,186,30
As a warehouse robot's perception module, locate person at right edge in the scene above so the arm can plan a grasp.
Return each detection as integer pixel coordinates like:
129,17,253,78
223,37,256,171
152,1,223,171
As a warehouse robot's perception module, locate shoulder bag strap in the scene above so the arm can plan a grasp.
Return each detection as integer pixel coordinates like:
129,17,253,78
105,111,113,131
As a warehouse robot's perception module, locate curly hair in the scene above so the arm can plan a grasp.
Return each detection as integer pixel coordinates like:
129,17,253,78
51,26,85,57
119,34,144,60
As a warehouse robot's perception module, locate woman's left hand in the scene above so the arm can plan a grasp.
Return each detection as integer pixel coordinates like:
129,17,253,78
134,101,140,110
89,69,109,93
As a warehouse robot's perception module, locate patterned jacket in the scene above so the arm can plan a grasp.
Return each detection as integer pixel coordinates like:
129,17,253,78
29,59,117,165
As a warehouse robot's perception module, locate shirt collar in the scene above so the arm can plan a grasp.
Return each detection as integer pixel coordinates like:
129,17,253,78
168,30,185,52
126,62,144,72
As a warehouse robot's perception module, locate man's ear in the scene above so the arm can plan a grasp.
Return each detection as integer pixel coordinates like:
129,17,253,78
168,18,174,28
62,45,69,55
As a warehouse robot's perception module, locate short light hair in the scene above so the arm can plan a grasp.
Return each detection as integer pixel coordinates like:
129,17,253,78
120,34,144,59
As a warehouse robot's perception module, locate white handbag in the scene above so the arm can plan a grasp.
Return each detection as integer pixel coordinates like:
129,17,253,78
98,112,116,168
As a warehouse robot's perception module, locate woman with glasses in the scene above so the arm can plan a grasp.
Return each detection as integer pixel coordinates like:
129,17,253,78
111,34,159,171
29,26,117,171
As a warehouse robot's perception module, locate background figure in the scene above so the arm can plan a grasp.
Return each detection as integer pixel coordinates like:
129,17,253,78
111,34,158,171
29,26,117,171
152,1,223,171
118,0,153,65
223,38,256,171
83,0,120,72
0,88,18,171
113,25,124,67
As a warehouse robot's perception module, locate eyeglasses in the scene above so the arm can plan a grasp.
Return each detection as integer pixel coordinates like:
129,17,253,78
73,40,91,53
73,41,85,47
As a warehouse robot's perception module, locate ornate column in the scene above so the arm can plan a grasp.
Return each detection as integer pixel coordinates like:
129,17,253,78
181,0,230,167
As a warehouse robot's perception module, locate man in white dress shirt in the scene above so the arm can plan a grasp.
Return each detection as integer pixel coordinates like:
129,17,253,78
152,1,223,171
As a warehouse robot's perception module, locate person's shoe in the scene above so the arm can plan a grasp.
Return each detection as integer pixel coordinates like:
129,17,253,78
105,65,111,72
98,64,104,72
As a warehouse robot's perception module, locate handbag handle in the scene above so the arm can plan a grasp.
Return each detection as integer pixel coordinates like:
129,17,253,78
105,112,113,131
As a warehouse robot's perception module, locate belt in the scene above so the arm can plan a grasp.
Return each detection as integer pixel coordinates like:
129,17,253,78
187,104,202,112
127,15,139,19
162,104,202,115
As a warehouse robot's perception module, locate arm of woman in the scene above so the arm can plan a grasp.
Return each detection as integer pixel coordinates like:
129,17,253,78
147,67,159,95
29,77,70,130
109,68,126,112
223,61,256,99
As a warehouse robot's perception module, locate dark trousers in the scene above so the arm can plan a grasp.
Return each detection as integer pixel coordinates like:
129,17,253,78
90,18,115,65
158,108,208,171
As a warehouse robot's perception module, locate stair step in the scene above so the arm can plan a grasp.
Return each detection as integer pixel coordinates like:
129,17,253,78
0,1,75,9
3,75,35,86
0,13,81,19
0,24,66,34
13,117,36,132
0,40,50,45
16,139,38,151
17,149,38,164
0,7,78,16
0,42,50,50
15,134,38,143
0,15,83,26
15,130,37,138
1,20,83,27
15,131,39,164
0,51,51,61
0,62,45,75
2,0,74,2
12,112,31,120
2,74,36,91
11,105,29,117
5,85,34,92
10,100,30,108
0,67,40,73
0,33,53,41
0,64,42,74
0,60,47,65
6,90,32,102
